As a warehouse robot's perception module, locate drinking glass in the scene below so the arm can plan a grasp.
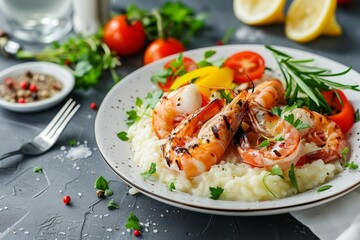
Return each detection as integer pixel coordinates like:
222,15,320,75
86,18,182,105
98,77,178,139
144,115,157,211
0,0,72,43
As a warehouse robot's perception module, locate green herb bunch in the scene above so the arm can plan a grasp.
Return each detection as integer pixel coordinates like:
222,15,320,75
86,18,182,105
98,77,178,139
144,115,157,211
266,45,360,114
127,1,206,44
16,31,121,89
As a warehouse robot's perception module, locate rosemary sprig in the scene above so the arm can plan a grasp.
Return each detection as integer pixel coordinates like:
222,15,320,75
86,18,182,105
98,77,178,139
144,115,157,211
265,45,360,114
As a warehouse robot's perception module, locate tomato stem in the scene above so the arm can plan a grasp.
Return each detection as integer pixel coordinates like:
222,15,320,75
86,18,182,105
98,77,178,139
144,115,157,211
152,9,165,39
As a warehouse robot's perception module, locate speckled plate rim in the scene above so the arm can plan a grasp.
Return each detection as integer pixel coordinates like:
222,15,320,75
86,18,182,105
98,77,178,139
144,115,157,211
95,44,360,216
0,61,74,112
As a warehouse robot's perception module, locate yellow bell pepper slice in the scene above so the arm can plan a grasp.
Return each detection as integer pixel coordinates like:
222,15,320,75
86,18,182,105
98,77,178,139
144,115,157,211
169,66,219,91
195,67,234,97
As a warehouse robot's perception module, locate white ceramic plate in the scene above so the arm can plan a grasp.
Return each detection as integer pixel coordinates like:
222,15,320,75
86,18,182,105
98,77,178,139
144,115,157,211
0,62,74,112
95,45,360,216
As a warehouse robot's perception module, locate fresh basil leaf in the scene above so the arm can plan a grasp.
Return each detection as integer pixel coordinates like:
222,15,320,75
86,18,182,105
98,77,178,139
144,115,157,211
117,131,129,141
105,189,113,197
107,199,119,210
125,212,141,230
33,166,43,173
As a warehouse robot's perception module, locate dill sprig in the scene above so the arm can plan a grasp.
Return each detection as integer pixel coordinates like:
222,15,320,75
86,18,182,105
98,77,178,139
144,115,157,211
265,45,360,114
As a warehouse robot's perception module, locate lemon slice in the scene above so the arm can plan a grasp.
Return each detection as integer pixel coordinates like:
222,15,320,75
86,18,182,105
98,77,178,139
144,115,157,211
286,0,338,43
322,15,342,36
233,0,286,25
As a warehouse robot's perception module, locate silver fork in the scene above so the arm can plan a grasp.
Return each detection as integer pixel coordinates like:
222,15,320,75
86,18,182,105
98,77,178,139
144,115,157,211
0,99,80,161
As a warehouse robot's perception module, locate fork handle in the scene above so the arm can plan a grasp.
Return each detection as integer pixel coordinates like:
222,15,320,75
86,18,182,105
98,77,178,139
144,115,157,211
0,150,22,161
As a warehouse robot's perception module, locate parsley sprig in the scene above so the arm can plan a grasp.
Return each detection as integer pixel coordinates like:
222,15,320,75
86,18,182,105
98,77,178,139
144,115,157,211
266,45,360,114
209,187,224,200
271,103,310,130
125,212,141,231
16,32,121,89
141,162,157,179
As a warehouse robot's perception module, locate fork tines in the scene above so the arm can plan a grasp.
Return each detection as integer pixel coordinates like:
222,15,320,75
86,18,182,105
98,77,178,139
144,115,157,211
41,98,81,139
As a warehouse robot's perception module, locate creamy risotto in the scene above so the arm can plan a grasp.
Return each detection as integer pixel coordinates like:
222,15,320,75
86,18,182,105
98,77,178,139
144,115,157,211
128,107,343,202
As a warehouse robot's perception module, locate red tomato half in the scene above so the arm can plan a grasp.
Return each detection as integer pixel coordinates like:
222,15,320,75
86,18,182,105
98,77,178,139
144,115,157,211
157,57,198,92
223,51,265,83
103,15,146,56
322,90,355,134
144,38,185,65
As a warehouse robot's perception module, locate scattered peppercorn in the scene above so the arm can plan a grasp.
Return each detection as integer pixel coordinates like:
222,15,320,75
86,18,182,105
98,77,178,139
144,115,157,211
17,97,26,103
134,230,140,237
90,102,97,110
63,195,71,205
96,189,105,198
29,83,38,92
20,81,29,90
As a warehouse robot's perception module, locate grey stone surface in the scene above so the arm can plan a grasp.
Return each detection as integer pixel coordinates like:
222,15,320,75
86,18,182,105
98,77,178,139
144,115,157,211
1,0,359,239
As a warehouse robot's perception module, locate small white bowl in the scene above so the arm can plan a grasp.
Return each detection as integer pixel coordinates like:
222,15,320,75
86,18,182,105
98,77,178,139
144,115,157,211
0,62,75,112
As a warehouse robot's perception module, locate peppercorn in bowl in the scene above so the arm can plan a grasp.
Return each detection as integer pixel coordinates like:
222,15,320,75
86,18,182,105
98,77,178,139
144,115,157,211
0,62,74,112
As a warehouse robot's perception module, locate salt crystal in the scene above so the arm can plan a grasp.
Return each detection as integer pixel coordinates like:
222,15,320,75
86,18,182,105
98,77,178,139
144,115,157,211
87,115,92,119
66,144,92,160
122,232,125,235
59,190,63,193
128,187,140,195
106,228,112,232
19,228,24,231
76,167,80,170
160,214,164,217
78,193,82,198
59,232,66,235
60,146,66,151
0,208,2,211
153,229,158,233
4,206,8,210
24,231,29,235
83,234,88,237
36,178,40,181
104,214,109,217
94,215,98,218
145,228,149,232
99,215,103,219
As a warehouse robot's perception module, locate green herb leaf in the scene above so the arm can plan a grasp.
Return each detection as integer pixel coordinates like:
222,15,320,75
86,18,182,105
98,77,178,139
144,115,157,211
274,135,285,141
317,185,332,192
126,110,140,126
220,28,235,44
218,90,233,104
355,109,360,123
143,91,163,110
68,139,77,146
209,187,224,200
270,165,284,179
204,50,216,59
141,162,156,179
151,68,173,84
125,212,141,230
341,147,349,162
105,189,113,197
288,163,299,192
259,139,270,147
345,161,359,170
135,97,143,107
33,166,42,173
262,173,277,198
107,199,119,210
117,131,129,141
95,176,109,190
284,114,310,130
168,182,175,192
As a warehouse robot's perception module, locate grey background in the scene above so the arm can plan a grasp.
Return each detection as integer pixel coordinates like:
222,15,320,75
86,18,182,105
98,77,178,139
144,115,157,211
1,0,359,239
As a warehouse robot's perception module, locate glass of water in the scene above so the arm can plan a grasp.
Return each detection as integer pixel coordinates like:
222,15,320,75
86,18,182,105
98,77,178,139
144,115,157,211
0,0,72,43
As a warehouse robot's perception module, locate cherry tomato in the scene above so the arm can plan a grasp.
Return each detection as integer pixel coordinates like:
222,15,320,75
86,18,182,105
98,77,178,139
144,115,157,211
133,230,140,237
144,38,185,65
322,90,355,134
157,57,197,92
103,15,146,56
223,51,265,83
90,102,97,110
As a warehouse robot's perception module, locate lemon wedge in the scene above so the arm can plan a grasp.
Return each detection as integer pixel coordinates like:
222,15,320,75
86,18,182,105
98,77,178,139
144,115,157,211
233,0,286,25
286,0,339,43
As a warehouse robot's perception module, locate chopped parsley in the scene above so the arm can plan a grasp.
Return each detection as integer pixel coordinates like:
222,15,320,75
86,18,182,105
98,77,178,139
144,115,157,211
288,163,299,192
345,161,359,170
198,50,217,68
341,147,349,162
317,185,332,192
94,176,109,191
259,139,270,148
33,166,43,173
209,186,224,200
258,135,284,148
126,110,140,126
117,131,129,141
151,68,172,84
68,139,77,146
168,182,176,192
271,103,309,130
107,199,119,210
125,212,141,231
141,162,156,179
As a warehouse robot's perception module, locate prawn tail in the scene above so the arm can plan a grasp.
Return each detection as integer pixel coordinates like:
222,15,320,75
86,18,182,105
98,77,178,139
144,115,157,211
301,149,343,165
